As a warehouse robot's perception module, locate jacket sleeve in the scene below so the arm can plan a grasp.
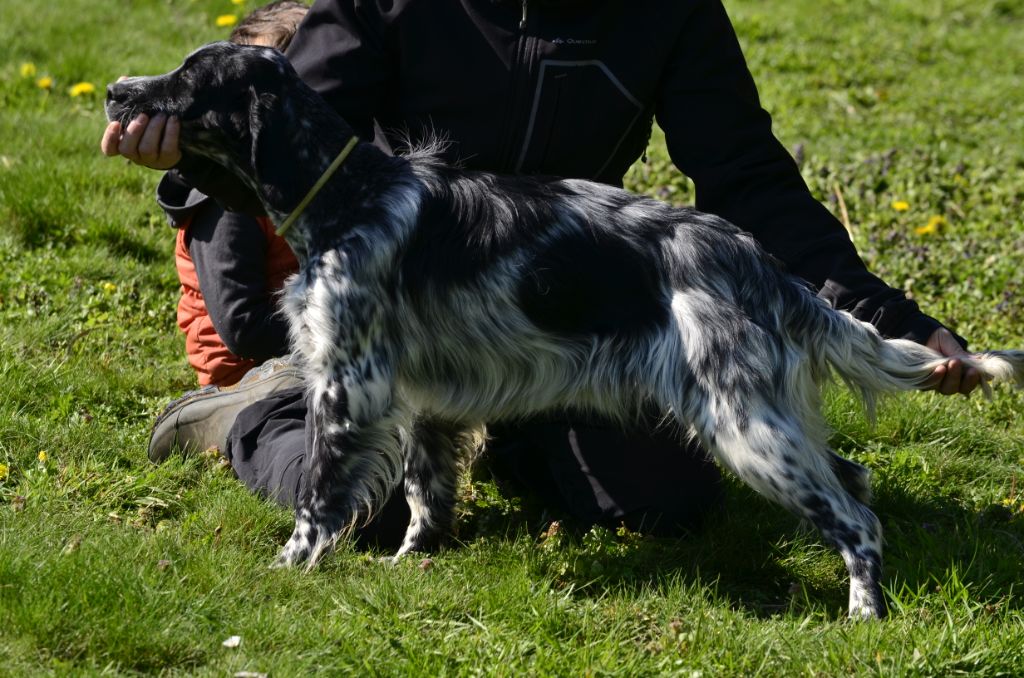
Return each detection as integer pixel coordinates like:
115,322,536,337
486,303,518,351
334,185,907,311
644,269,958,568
165,155,266,218
656,0,956,345
187,201,292,361
284,0,394,142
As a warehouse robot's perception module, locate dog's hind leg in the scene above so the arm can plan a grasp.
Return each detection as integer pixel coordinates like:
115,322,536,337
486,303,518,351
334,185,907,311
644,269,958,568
827,450,872,505
691,401,885,619
393,418,464,560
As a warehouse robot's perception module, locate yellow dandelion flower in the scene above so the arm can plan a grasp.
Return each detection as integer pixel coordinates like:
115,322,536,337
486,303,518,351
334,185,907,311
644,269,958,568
915,215,946,236
36,76,53,89
231,0,245,5
1003,497,1016,507
891,200,910,212
216,14,238,27
102,282,117,294
0,464,8,481
20,62,37,78
37,450,48,463
68,82,96,97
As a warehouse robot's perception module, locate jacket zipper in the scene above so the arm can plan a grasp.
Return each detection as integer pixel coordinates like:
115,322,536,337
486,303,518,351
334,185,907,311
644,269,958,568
499,0,533,172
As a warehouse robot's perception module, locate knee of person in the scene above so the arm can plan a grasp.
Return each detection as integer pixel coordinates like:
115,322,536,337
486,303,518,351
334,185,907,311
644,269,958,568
619,476,725,537
264,455,305,509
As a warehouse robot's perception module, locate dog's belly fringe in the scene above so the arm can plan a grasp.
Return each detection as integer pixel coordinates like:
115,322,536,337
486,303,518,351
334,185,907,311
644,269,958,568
395,330,666,424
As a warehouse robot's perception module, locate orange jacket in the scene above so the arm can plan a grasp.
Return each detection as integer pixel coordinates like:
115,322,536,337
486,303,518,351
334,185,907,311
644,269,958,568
175,216,298,386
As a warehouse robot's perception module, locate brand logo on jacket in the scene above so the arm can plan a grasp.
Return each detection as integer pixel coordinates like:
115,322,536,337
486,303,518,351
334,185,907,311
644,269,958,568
551,37,598,46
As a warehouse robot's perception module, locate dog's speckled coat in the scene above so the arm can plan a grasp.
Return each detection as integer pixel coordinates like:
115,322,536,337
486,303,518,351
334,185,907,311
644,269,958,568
106,42,1024,618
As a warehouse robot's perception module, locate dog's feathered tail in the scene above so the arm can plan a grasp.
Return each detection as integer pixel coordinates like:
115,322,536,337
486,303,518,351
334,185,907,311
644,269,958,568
785,285,1024,420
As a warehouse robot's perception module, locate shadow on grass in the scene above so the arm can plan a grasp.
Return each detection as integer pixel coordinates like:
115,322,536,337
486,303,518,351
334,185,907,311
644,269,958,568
455,478,1024,620
93,226,163,263
873,483,1024,613
1,200,161,263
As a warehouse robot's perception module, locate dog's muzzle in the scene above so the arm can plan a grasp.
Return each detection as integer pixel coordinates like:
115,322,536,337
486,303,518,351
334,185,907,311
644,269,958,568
104,76,157,124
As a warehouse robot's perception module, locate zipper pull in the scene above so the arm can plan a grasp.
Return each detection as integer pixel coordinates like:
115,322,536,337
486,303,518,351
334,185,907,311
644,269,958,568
519,0,528,30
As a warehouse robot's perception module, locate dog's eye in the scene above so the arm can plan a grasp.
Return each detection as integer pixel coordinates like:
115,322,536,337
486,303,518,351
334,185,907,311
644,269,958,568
173,69,196,94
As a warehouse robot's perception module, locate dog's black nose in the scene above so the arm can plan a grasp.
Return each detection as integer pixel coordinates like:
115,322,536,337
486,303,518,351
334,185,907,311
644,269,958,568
106,79,131,102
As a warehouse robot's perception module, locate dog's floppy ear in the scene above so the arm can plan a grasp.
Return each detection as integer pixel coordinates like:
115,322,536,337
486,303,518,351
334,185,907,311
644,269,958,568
248,87,289,205
248,86,276,170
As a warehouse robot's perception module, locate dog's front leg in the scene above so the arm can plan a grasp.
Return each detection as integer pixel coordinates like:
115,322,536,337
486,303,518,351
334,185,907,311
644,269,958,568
274,368,407,569
393,418,465,560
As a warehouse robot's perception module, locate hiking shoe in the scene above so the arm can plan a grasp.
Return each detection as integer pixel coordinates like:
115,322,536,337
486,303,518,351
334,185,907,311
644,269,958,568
147,357,304,463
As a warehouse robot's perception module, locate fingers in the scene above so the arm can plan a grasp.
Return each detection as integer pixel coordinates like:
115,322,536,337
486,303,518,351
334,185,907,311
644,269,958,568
960,366,982,395
118,113,150,160
137,113,167,164
923,327,982,396
101,113,181,169
927,359,982,396
935,359,963,396
161,116,181,159
100,120,122,156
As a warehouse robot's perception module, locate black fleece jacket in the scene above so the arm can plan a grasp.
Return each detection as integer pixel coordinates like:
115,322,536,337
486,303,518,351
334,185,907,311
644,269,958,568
160,0,955,346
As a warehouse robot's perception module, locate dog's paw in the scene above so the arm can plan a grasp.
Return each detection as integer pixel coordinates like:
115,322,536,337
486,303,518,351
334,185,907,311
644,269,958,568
848,602,887,621
272,521,317,569
271,541,310,569
848,582,887,620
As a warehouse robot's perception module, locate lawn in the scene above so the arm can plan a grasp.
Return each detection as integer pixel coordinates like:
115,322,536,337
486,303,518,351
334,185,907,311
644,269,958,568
2,0,1023,674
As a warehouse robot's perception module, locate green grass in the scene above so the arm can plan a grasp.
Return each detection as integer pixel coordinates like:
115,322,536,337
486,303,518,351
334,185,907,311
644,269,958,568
2,0,1024,674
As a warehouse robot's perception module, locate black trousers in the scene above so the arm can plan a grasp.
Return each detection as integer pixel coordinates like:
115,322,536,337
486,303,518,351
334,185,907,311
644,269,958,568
224,387,723,548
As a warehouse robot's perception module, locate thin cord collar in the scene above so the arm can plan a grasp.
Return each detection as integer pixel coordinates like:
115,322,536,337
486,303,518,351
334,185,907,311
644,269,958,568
275,136,359,237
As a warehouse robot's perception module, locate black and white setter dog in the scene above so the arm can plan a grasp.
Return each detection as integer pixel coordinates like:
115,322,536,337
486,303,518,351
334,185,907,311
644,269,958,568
106,43,1023,618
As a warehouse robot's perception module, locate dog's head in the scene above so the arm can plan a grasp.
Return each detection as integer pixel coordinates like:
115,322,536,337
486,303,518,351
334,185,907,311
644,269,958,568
105,41,301,186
